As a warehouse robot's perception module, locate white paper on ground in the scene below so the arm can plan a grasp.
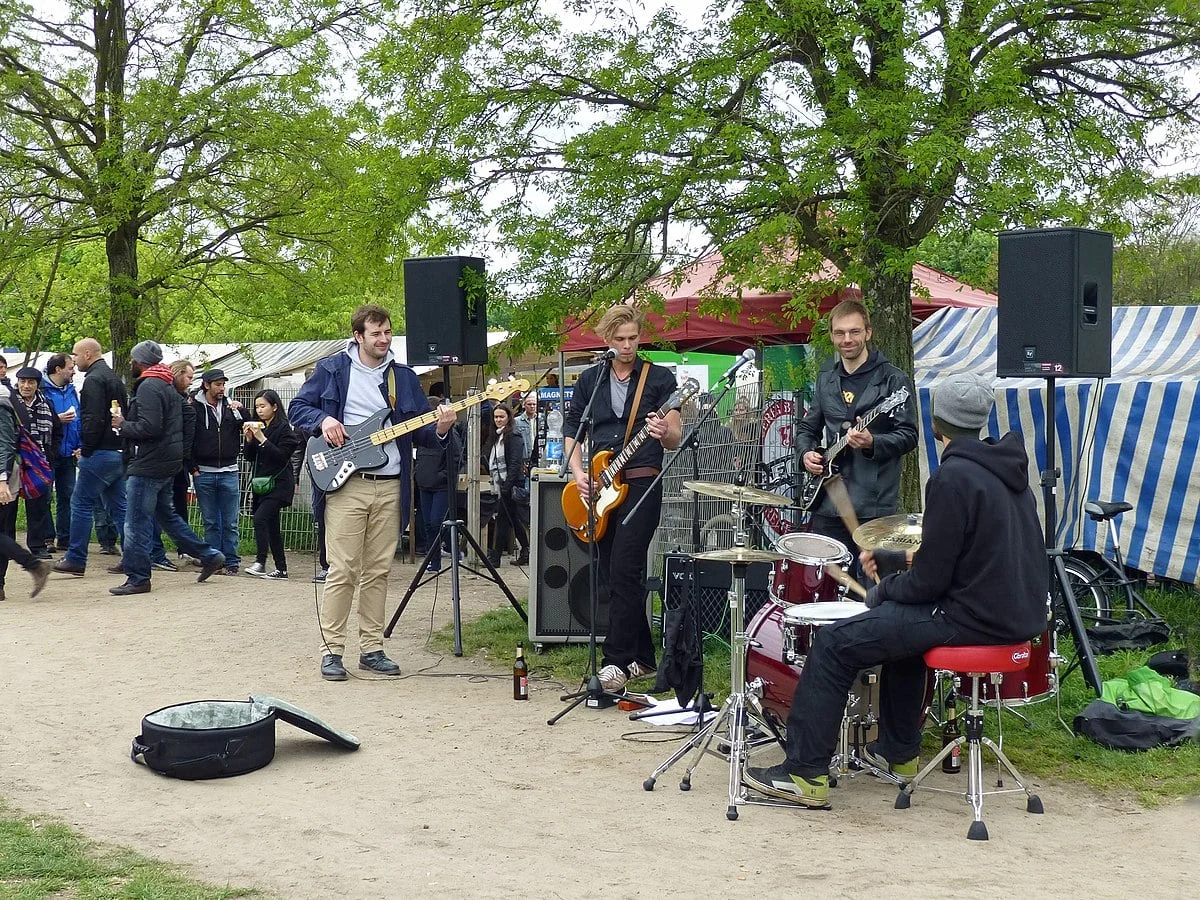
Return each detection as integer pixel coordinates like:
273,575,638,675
630,695,718,726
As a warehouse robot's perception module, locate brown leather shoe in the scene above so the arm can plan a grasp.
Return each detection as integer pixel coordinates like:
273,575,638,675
53,559,85,576
29,561,50,599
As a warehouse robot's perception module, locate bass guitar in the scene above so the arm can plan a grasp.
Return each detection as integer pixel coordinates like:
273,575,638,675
561,377,700,542
797,387,910,512
306,378,530,493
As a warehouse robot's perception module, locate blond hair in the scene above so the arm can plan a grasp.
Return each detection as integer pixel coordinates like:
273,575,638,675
595,304,644,343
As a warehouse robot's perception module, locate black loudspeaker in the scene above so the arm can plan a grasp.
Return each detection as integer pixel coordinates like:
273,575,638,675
529,474,651,644
661,552,771,637
996,228,1112,378
403,256,488,366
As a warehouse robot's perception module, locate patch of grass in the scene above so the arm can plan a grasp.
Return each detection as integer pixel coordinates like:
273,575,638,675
0,803,257,898
447,586,1200,805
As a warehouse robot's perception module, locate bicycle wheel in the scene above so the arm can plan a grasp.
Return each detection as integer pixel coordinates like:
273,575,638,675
1051,556,1111,634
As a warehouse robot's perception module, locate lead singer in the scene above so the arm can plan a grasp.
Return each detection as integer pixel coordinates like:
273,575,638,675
565,305,681,694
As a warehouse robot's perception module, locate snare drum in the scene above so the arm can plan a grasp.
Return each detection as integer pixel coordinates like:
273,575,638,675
944,629,1054,705
783,600,869,661
769,533,852,606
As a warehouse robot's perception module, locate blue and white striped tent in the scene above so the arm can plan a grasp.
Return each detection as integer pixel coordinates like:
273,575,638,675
913,305,1200,585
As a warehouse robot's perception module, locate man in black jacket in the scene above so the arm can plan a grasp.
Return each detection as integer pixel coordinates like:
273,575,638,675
191,368,245,574
108,341,225,595
746,374,1048,808
796,299,917,558
55,338,128,575
564,304,682,694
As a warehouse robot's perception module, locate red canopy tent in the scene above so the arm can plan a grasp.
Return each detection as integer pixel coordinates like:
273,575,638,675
559,251,996,353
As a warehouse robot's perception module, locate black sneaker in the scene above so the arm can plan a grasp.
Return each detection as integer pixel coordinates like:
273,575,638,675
321,654,348,681
98,544,119,556
312,567,328,584
151,559,179,572
264,570,288,580
109,581,151,596
359,651,401,676
861,742,919,782
197,552,226,583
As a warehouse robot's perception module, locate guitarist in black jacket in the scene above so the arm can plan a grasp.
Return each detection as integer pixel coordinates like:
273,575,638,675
795,300,917,556
564,305,681,695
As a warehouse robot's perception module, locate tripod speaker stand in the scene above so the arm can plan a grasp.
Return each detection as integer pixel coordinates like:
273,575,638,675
385,373,528,654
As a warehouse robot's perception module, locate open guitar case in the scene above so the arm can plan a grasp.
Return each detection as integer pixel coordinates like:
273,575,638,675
131,695,359,780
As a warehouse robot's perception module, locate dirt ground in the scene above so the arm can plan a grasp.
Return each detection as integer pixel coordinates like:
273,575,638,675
1,551,1197,899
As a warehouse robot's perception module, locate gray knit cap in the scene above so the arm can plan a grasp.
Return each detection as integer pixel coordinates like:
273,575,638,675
932,374,994,429
130,340,163,365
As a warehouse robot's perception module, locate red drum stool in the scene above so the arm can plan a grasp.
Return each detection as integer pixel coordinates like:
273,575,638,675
895,642,1044,840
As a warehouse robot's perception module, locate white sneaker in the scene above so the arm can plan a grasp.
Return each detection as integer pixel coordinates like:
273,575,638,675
245,561,267,577
627,661,657,681
598,664,628,693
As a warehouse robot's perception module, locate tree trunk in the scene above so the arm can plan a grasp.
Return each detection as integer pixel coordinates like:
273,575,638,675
864,256,922,514
106,219,140,379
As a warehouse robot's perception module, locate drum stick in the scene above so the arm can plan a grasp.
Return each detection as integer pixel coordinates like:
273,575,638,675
824,475,878,583
823,564,868,599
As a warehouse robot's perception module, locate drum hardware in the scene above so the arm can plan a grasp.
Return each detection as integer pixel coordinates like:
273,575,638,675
852,513,924,552
643,490,797,819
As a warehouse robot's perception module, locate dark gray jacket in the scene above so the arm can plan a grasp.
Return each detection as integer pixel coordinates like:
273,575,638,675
795,349,918,519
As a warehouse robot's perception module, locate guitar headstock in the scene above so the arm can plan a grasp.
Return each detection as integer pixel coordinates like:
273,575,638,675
667,377,702,410
880,387,910,415
483,377,532,402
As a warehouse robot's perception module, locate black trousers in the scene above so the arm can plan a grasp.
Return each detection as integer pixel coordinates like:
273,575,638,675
252,496,287,571
491,490,528,557
784,601,995,779
23,491,53,551
596,476,660,672
0,498,38,586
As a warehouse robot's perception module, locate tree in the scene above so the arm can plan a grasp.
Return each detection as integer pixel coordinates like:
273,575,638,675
0,0,378,370
367,0,1200,507
1114,182,1200,306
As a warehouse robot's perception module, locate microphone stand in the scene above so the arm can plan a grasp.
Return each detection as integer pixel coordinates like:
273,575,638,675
626,372,742,726
548,353,630,723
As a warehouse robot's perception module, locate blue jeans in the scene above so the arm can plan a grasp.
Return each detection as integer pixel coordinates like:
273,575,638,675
51,456,77,545
123,475,219,585
193,471,240,568
65,450,126,566
419,488,450,568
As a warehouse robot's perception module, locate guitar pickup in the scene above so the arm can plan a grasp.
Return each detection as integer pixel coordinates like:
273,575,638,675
311,452,328,471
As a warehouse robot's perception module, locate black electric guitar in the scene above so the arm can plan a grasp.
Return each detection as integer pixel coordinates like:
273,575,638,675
305,378,530,493
797,387,910,512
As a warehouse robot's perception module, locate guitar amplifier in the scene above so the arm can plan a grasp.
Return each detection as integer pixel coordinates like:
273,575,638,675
661,552,771,638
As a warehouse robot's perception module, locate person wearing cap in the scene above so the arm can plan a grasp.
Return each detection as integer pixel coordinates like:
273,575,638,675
42,353,83,552
190,367,245,575
746,373,1048,809
795,299,918,567
12,366,62,559
54,338,128,576
108,341,226,595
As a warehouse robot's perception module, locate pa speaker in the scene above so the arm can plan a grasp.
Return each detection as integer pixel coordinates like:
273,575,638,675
403,256,488,366
661,552,770,637
529,474,650,645
996,228,1112,378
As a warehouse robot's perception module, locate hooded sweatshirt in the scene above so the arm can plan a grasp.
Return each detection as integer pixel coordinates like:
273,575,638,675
343,340,402,475
874,432,1049,642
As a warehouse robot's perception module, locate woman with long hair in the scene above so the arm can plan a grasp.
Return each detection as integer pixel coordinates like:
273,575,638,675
483,403,529,567
242,389,299,579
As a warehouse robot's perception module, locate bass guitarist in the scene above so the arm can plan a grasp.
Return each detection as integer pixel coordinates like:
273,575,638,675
796,299,918,559
565,305,681,695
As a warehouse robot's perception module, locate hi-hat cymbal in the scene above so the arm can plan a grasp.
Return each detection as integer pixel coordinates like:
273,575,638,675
695,546,786,564
682,480,793,507
852,513,923,551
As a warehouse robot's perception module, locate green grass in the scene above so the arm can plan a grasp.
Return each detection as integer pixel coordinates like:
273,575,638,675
0,803,256,899
440,586,1200,806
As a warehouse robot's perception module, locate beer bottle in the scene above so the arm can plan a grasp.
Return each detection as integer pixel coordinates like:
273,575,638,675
941,691,961,774
513,644,529,700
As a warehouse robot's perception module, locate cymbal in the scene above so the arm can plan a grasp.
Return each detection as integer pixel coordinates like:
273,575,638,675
695,546,786,564
852,513,923,551
682,480,793,508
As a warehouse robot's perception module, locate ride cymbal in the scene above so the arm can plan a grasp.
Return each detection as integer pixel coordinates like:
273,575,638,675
682,480,793,507
852,513,923,550
695,546,786,564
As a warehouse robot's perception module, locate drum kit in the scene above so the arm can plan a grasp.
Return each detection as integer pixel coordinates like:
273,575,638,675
643,481,1061,819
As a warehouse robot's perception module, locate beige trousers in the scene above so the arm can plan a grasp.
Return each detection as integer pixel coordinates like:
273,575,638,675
319,475,400,657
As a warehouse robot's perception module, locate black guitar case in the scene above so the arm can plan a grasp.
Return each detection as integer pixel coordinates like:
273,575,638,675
131,695,359,780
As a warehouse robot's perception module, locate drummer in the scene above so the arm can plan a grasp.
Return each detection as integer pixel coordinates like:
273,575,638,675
796,299,917,570
746,374,1048,808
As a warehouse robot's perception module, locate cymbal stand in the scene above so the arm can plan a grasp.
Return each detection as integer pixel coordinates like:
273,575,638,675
642,499,788,820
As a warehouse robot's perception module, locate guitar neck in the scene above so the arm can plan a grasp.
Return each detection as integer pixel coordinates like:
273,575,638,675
604,402,670,478
370,394,479,445
826,403,890,460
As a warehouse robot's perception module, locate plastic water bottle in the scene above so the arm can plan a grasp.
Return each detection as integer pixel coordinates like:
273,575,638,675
545,407,563,463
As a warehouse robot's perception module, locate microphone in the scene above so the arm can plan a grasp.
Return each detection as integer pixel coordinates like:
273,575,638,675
594,348,618,363
720,348,756,381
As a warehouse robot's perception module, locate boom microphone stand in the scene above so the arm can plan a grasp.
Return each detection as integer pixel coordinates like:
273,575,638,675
386,367,527,655
548,351,629,723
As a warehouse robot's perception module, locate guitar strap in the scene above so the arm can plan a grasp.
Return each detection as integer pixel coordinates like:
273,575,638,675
623,359,652,449
385,366,399,418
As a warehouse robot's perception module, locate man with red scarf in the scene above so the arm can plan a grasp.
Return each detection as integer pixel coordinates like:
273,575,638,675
109,340,226,595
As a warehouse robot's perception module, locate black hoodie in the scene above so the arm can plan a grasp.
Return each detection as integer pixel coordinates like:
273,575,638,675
875,432,1048,642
